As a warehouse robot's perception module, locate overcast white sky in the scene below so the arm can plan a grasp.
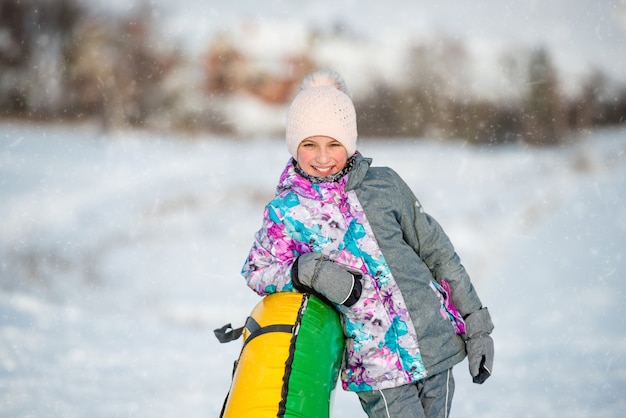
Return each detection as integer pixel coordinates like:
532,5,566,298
83,0,626,83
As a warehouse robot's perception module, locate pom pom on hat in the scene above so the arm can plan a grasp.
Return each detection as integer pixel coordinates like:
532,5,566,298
286,70,358,159
300,69,349,93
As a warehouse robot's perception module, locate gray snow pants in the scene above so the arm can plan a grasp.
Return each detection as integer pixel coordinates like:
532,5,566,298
356,369,455,418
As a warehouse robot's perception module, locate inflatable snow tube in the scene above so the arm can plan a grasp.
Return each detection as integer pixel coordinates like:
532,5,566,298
220,292,344,417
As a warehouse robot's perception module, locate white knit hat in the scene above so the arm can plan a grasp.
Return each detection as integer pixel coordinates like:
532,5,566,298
286,70,358,159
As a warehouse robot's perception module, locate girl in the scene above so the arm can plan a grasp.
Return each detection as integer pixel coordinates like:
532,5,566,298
241,70,494,418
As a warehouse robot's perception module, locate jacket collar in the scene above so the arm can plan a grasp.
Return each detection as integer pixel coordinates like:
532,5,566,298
275,153,371,199
346,153,372,191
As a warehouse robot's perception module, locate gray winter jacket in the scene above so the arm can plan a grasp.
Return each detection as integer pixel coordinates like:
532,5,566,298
346,154,484,376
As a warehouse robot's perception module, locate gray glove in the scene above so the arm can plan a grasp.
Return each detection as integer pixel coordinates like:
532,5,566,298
463,307,494,384
291,252,362,307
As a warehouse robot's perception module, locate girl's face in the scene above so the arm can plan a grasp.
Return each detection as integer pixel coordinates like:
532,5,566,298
296,136,348,177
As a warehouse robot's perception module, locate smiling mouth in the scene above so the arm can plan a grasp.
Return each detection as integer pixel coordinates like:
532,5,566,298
313,166,334,174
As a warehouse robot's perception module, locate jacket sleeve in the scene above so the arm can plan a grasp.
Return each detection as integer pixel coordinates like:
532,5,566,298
241,203,297,296
393,171,483,316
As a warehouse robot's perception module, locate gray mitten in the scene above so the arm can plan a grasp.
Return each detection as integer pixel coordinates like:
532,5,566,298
463,307,495,384
291,252,362,307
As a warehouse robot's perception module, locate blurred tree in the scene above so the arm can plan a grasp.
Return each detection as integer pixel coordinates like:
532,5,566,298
523,47,568,145
355,82,404,137
203,32,241,95
64,5,173,130
398,38,472,140
0,0,83,117
569,70,603,135
0,0,30,113
584,72,626,127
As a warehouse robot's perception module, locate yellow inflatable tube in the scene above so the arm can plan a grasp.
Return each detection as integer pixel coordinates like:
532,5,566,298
216,292,344,417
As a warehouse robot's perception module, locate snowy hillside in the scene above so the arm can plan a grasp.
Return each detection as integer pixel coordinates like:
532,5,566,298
1,122,625,417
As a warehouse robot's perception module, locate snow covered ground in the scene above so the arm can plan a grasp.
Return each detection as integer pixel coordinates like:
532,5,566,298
1,122,625,417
